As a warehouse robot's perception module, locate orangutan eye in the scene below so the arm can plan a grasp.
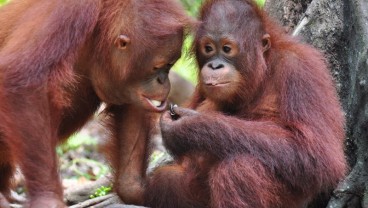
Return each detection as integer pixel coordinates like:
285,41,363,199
205,45,214,53
223,45,231,53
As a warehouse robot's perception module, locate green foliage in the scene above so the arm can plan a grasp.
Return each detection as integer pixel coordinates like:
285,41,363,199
181,0,203,16
149,150,167,165
69,158,109,180
172,36,198,84
0,0,7,6
173,0,203,84
181,0,265,14
57,131,97,155
256,0,266,6
57,132,109,181
89,185,112,199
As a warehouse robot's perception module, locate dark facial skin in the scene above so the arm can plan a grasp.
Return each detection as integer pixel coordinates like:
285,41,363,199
193,1,271,106
124,33,183,112
197,35,242,103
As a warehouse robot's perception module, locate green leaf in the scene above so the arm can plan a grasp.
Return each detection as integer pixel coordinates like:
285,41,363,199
0,0,8,6
172,36,198,84
58,131,97,154
89,185,112,199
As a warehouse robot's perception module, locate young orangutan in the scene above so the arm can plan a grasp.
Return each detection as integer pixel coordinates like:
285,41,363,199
0,0,191,207
144,0,346,207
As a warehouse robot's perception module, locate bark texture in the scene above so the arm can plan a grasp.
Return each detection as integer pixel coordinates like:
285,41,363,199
265,0,368,207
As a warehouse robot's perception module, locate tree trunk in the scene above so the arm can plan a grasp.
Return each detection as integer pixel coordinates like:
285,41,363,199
265,0,368,207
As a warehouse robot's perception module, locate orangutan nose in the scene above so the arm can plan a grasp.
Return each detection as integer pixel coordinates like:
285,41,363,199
208,61,224,70
157,73,168,84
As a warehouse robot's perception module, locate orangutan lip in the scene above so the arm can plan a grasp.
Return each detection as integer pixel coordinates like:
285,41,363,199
144,97,167,111
205,82,230,86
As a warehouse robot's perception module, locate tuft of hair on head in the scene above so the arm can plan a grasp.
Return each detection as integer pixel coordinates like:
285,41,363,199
95,0,196,61
137,0,196,39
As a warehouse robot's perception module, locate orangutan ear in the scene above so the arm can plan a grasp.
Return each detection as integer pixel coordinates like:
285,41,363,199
262,34,271,52
114,35,131,50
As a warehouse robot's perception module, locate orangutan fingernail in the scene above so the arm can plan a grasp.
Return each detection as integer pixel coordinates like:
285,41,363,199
170,104,179,120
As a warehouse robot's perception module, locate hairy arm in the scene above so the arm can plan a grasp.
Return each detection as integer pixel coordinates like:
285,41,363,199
161,109,295,163
160,108,317,190
0,0,101,89
0,0,101,134
0,0,101,196
102,105,156,205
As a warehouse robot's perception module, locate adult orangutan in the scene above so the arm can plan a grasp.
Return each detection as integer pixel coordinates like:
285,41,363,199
144,0,346,207
0,0,191,207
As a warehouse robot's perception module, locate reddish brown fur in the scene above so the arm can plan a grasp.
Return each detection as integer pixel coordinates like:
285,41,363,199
145,0,346,207
0,0,191,207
